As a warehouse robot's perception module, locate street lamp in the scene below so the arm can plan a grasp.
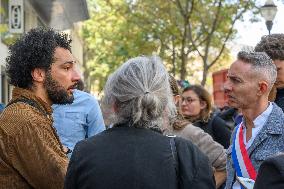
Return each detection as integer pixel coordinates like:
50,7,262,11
260,0,278,35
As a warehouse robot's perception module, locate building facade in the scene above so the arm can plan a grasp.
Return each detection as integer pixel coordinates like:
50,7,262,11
0,0,89,104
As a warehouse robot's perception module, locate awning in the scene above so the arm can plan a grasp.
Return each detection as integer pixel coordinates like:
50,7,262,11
28,0,89,30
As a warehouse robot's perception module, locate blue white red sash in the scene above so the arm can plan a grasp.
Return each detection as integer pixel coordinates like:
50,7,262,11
232,123,257,181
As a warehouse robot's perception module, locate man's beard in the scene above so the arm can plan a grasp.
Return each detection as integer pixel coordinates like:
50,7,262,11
44,71,75,104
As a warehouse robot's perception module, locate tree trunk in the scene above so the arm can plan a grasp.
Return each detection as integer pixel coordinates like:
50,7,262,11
82,47,91,92
201,65,208,86
180,20,188,80
175,0,192,80
171,36,176,76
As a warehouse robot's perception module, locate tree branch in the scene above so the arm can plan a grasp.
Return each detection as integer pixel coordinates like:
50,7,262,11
208,2,251,68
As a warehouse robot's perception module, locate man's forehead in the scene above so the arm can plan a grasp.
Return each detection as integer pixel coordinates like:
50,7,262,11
53,54,76,64
228,60,249,74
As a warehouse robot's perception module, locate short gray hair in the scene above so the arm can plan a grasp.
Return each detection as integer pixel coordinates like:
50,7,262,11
237,51,277,90
102,55,175,130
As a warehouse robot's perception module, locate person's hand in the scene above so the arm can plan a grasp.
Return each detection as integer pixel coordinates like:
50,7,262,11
63,146,69,154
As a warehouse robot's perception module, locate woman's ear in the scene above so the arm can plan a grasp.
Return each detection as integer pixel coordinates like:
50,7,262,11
200,100,207,110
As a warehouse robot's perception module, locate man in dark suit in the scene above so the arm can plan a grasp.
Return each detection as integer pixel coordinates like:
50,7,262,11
254,153,284,189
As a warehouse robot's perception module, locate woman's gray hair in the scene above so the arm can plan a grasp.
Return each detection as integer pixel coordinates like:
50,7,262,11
102,55,176,130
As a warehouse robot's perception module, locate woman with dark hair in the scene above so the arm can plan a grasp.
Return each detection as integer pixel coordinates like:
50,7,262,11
181,85,231,149
64,56,215,189
165,75,227,188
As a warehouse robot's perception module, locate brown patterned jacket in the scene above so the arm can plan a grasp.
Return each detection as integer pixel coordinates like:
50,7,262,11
0,87,68,189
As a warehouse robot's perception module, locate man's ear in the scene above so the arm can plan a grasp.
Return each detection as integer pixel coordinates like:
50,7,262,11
257,81,268,96
31,68,46,83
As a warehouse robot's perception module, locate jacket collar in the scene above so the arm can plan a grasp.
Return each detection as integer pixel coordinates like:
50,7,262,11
248,102,284,155
114,121,163,133
12,87,53,115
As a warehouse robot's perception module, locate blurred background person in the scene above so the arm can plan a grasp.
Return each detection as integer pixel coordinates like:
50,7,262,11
218,106,243,131
255,34,284,111
64,56,215,189
180,85,231,148
165,75,227,189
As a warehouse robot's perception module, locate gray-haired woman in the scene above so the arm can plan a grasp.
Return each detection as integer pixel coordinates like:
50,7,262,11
64,56,215,189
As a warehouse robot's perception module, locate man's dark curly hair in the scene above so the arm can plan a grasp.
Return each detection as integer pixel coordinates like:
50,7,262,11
6,27,72,89
255,34,284,60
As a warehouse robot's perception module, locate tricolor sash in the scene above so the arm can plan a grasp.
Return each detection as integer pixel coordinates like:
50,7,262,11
232,123,257,181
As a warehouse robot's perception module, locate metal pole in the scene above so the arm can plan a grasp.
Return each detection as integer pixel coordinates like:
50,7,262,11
266,20,273,35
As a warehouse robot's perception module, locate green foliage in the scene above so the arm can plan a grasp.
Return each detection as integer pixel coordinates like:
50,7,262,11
82,0,162,91
83,0,257,91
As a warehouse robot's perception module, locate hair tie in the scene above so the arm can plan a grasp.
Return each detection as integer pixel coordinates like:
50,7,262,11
144,91,150,94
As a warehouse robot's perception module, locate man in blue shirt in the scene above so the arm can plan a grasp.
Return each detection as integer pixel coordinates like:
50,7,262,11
52,88,105,155
0,103,5,113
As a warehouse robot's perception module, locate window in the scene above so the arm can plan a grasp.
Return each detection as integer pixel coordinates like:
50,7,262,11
0,0,20,45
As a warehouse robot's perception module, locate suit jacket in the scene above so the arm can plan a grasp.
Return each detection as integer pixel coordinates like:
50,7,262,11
254,153,284,189
225,103,284,189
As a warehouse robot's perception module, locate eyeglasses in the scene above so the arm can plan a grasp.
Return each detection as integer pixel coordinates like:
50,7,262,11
181,97,199,104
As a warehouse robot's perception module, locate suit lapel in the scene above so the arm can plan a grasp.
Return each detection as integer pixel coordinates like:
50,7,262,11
248,103,283,156
248,131,268,155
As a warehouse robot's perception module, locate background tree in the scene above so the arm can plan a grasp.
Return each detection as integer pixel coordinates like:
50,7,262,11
82,0,257,91
81,0,160,92
183,0,256,85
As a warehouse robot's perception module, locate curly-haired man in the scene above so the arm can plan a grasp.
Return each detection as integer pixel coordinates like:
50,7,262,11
255,34,284,111
0,27,80,188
